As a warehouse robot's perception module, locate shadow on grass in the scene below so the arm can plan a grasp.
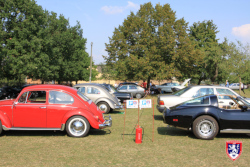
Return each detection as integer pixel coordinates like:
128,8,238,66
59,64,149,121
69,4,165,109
154,115,163,121
109,110,124,114
2,130,66,137
2,128,111,137
216,133,250,139
157,127,195,138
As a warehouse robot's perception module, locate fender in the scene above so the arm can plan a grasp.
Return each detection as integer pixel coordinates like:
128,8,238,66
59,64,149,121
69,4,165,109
0,109,12,129
61,109,100,129
94,97,115,109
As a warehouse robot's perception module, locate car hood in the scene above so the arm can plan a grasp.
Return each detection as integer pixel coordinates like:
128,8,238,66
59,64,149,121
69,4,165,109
0,99,15,106
180,78,191,87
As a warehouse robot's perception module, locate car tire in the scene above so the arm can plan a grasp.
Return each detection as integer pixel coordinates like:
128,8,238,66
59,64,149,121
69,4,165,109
97,102,110,114
135,93,142,99
66,116,90,137
192,115,218,140
0,120,2,135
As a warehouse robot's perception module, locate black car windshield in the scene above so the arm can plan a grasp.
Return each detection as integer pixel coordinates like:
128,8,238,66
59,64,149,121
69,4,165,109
172,87,191,96
237,96,250,107
110,85,117,92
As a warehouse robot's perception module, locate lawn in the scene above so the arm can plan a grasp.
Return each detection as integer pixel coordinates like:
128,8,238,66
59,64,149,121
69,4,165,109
0,89,250,166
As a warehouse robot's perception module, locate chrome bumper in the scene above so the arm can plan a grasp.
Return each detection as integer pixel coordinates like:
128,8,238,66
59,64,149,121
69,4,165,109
115,105,123,110
99,115,112,129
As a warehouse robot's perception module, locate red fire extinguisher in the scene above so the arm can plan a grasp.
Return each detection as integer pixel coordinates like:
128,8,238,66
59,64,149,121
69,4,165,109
135,126,142,144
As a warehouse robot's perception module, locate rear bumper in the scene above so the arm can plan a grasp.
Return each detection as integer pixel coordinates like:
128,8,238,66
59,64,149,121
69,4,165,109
157,105,165,113
99,115,112,129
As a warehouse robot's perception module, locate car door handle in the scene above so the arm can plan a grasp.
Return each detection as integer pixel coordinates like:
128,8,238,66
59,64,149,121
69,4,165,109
39,107,46,109
219,101,224,103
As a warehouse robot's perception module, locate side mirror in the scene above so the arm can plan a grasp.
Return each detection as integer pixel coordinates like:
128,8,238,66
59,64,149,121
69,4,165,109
229,102,234,106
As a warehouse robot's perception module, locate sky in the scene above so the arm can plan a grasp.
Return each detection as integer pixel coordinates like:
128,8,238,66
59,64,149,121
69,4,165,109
35,0,250,65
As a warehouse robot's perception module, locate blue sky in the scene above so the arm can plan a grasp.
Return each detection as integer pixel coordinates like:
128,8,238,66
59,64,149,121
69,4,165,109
35,0,250,64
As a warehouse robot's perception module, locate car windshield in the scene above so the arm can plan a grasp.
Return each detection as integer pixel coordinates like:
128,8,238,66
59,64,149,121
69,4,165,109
77,91,91,104
110,85,117,92
172,87,191,96
237,96,250,107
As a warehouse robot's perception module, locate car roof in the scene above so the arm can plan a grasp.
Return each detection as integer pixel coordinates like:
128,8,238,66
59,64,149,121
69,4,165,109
189,85,227,88
22,84,77,93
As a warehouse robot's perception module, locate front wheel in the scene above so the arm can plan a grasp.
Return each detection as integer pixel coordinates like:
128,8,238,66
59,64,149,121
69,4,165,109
192,116,218,140
66,116,90,137
135,93,142,99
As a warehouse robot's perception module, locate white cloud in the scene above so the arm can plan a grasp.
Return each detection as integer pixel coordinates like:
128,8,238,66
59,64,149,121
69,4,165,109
232,24,250,42
101,1,139,15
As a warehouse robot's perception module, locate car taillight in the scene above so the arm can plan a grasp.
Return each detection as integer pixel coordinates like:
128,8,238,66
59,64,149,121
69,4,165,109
159,100,164,105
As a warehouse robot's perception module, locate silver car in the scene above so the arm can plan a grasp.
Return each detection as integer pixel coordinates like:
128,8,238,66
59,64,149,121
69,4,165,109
117,84,145,98
74,83,123,114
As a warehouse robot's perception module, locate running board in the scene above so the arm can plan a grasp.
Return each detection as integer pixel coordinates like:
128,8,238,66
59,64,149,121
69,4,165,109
220,129,250,133
3,125,64,131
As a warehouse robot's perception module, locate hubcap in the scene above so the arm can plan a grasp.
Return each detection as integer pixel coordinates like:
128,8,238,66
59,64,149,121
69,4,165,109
198,120,214,137
99,104,107,112
69,119,86,136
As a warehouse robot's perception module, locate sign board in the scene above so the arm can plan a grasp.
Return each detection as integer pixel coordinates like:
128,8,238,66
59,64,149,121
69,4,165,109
140,99,152,108
126,100,139,108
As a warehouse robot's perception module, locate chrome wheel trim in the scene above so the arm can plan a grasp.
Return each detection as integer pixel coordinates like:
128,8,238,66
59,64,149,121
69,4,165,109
197,120,214,137
68,118,87,136
99,104,108,112
136,94,142,99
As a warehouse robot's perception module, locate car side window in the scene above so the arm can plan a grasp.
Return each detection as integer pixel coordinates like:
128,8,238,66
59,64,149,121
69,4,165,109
87,87,100,94
183,96,210,106
119,85,127,90
27,91,46,103
129,85,137,90
77,87,85,94
18,92,28,103
193,88,214,98
216,88,236,99
49,91,74,104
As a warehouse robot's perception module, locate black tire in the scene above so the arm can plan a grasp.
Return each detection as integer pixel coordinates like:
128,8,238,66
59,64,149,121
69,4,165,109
97,102,110,114
66,116,90,137
0,120,2,135
192,115,219,140
135,93,142,99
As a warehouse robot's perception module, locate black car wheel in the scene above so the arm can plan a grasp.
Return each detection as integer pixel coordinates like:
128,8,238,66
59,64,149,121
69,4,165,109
135,93,142,99
193,116,218,140
0,120,2,135
97,102,110,114
66,116,90,137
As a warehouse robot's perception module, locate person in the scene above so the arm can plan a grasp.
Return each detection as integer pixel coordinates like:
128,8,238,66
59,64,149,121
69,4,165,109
114,82,118,88
226,80,229,87
142,80,147,89
241,82,245,94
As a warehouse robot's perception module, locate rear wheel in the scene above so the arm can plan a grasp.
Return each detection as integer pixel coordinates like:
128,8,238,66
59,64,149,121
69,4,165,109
193,116,218,140
66,116,90,137
97,102,110,114
0,121,2,135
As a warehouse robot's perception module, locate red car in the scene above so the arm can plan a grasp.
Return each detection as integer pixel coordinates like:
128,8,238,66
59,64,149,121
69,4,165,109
0,85,112,137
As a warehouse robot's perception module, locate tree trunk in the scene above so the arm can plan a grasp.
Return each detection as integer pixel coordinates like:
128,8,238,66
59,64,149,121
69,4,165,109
211,63,218,82
198,77,202,85
147,76,151,89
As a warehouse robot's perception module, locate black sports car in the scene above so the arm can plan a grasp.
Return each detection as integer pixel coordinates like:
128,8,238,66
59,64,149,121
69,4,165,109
163,95,250,140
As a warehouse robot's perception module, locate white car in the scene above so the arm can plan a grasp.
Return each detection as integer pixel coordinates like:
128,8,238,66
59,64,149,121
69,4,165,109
157,85,250,113
229,83,247,90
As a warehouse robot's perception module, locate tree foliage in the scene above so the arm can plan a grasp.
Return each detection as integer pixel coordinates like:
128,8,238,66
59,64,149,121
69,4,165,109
104,2,202,86
0,0,94,84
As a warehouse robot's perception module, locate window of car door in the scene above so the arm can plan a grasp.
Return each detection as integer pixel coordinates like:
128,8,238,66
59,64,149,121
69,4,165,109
77,87,85,94
216,88,236,105
182,96,210,106
119,85,128,90
193,88,214,98
49,91,74,104
129,85,137,90
87,87,101,94
18,91,46,103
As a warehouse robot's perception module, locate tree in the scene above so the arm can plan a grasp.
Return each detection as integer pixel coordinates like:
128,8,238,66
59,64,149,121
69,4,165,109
104,2,202,87
189,20,224,84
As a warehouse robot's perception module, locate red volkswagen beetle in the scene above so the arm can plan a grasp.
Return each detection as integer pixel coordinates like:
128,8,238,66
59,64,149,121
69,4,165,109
0,85,112,137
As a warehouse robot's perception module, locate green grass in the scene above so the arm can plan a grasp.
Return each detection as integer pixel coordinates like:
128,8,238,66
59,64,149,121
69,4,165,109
0,90,250,166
